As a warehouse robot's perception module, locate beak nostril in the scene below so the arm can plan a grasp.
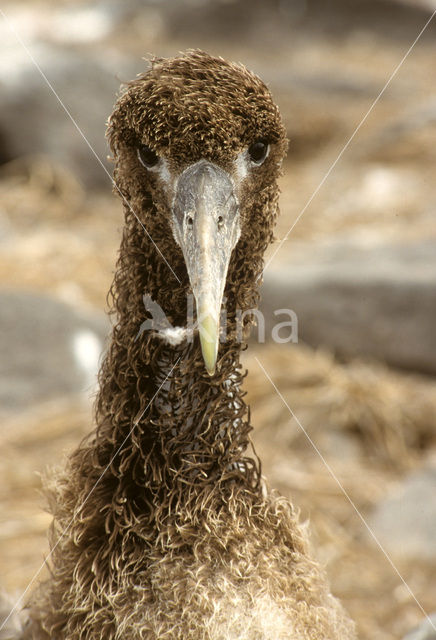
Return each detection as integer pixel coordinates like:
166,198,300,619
187,216,194,227
217,215,224,228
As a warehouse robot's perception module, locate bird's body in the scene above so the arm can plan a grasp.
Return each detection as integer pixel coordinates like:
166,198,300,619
19,51,356,639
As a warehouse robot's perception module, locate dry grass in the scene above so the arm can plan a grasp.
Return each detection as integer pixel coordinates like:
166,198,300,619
0,398,89,595
246,344,436,639
245,344,436,468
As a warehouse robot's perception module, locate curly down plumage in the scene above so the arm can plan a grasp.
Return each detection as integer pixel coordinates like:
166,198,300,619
15,51,356,639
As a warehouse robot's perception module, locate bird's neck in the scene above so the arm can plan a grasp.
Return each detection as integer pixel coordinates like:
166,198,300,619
94,211,263,515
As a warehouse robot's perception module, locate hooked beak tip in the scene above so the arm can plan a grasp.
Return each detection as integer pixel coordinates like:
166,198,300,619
206,364,216,377
199,313,218,376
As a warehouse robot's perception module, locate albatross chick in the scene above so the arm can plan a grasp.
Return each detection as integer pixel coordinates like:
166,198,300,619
21,50,356,640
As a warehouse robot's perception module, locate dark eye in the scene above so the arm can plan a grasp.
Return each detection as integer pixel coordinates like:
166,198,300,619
137,144,159,168
248,140,269,165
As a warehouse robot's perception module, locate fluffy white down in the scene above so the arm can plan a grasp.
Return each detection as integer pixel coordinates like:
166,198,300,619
205,590,297,640
157,326,189,346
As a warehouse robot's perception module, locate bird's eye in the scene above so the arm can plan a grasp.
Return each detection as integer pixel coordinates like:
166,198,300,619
248,140,269,165
137,144,159,169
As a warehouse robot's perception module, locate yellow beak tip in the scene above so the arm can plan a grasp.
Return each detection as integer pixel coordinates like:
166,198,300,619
201,343,218,377
199,313,218,377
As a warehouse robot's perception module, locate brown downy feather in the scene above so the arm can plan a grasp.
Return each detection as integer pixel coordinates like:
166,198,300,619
22,51,356,639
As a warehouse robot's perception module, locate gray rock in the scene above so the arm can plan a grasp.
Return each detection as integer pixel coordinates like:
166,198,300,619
403,613,436,640
368,464,436,561
0,41,138,188
0,290,109,413
260,239,436,375
164,0,436,44
360,98,436,163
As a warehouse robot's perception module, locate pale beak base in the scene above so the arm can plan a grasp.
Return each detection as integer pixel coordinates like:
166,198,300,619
171,160,240,376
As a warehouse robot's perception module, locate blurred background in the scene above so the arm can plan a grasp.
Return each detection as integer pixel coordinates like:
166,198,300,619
1,1,436,638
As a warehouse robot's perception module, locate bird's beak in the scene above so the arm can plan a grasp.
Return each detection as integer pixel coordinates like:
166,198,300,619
172,160,240,375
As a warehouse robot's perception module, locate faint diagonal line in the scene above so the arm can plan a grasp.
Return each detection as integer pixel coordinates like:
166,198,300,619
255,355,436,631
0,8,181,285
264,9,436,275
0,357,181,633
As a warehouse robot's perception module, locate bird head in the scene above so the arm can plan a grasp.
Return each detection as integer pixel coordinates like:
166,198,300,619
108,50,287,375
